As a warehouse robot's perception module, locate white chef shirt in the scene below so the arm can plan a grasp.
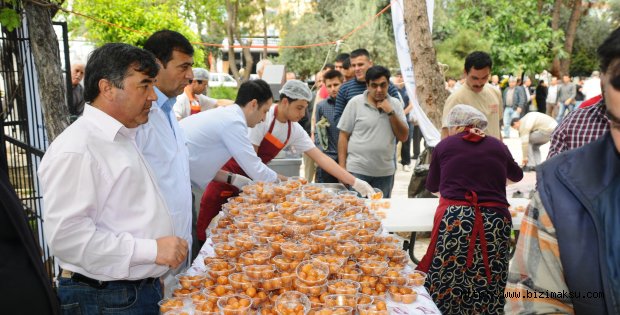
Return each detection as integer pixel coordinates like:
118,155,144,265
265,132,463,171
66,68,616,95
173,92,218,120
180,104,278,190
249,106,315,153
38,105,174,281
136,87,193,247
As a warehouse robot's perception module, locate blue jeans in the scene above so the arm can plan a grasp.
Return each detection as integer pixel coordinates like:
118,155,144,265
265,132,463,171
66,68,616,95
58,276,162,315
350,172,394,198
556,102,575,122
316,156,339,183
503,107,520,137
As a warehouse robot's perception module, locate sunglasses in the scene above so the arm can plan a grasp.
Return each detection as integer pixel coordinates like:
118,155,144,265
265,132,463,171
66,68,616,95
189,79,204,84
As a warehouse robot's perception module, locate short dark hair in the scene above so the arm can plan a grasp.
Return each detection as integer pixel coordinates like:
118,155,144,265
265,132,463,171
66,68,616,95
235,79,273,108
323,63,335,71
510,117,520,127
335,53,350,63
464,51,493,73
365,66,391,84
84,43,159,103
323,69,343,82
350,48,370,60
342,58,351,69
597,27,620,89
143,30,194,67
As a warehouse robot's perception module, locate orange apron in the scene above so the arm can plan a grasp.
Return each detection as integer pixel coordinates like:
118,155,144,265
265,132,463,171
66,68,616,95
197,107,291,240
417,191,508,283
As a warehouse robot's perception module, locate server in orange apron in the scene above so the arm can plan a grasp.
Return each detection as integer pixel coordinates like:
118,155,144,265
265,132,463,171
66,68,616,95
173,68,217,120
197,80,374,242
417,105,523,314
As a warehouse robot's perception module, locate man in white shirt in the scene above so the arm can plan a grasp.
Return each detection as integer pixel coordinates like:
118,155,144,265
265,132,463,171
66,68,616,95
39,43,188,314
582,70,602,101
173,68,234,120
182,80,279,244
137,30,194,259
192,80,374,243
546,76,560,117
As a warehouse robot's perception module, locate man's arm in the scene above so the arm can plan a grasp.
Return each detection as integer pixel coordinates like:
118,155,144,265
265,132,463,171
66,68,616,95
505,192,574,314
224,121,278,183
338,131,350,169
376,99,409,142
334,84,348,124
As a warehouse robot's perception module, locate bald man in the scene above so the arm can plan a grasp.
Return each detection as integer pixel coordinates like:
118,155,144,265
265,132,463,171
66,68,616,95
70,63,85,116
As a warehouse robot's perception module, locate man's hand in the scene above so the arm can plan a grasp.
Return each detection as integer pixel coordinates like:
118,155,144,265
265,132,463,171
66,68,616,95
230,174,253,189
375,99,393,114
155,236,188,269
352,178,374,198
516,107,522,114
522,158,528,166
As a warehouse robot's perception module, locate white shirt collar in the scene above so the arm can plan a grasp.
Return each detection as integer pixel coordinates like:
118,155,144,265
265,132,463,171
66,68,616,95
83,105,137,141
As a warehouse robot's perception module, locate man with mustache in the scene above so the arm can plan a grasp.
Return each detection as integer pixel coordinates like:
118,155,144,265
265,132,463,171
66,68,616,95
338,66,409,198
442,51,503,139
39,43,186,314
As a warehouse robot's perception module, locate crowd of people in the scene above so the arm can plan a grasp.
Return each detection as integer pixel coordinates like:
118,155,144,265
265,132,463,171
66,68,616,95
0,25,618,315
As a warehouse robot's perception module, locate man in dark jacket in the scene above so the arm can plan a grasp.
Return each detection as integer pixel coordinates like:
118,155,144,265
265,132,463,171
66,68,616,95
505,27,620,314
0,167,60,314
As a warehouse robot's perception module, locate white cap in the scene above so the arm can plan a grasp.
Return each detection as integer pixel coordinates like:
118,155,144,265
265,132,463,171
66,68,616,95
445,104,488,130
279,80,313,102
192,68,210,81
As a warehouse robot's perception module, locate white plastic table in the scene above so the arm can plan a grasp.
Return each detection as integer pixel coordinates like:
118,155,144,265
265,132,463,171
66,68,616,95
378,197,530,263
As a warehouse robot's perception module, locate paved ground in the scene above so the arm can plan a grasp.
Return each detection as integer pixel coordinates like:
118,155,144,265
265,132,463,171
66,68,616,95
303,128,548,264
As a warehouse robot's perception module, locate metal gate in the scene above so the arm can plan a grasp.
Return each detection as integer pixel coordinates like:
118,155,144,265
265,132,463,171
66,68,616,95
1,13,72,284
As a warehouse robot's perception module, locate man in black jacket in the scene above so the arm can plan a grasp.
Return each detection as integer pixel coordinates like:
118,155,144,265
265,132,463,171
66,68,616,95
0,166,60,314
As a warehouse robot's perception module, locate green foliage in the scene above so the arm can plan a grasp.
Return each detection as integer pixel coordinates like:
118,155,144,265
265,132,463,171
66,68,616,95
437,0,560,76
0,7,20,31
569,11,614,77
435,29,492,79
66,0,204,66
278,0,397,78
209,86,237,100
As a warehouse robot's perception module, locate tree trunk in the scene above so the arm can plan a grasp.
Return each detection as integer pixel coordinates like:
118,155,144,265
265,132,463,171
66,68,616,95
23,0,69,141
550,0,563,77
261,0,268,59
225,0,240,80
403,0,448,129
560,0,584,76
537,0,544,14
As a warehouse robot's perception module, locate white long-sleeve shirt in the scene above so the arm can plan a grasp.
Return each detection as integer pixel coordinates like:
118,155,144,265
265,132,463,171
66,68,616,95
180,104,278,190
136,88,192,247
518,112,558,158
39,105,174,281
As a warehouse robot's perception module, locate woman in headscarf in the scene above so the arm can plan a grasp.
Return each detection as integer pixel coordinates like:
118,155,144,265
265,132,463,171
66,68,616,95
417,104,523,314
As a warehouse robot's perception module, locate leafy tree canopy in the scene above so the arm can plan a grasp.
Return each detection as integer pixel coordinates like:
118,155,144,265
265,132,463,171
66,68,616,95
278,0,397,78
435,0,561,77
66,0,205,66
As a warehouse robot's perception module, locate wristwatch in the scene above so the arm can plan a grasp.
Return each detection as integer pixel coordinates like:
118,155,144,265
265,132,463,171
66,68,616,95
387,110,395,116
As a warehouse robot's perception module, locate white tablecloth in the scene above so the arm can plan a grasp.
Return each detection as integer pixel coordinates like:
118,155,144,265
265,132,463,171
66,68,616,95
379,197,530,232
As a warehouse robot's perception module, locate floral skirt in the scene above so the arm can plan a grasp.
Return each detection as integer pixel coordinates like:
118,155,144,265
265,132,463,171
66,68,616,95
424,204,512,314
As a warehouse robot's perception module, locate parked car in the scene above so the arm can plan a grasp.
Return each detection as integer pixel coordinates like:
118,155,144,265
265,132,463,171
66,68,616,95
209,73,238,88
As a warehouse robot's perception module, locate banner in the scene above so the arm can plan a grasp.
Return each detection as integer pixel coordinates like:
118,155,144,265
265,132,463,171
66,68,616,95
391,0,440,147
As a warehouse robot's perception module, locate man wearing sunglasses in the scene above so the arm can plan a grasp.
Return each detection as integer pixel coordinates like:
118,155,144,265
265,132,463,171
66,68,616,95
506,27,620,314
